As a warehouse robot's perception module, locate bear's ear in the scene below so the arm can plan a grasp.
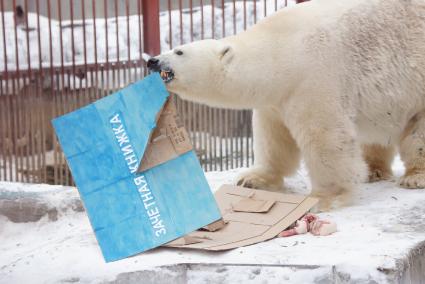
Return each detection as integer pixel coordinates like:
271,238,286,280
219,45,234,64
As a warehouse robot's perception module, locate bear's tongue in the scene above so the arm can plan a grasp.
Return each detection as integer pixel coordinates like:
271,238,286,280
160,70,174,83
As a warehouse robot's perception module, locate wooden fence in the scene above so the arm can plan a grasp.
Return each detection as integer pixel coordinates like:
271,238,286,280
0,0,300,185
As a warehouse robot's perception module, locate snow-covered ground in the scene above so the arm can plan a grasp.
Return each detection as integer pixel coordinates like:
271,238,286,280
1,156,425,283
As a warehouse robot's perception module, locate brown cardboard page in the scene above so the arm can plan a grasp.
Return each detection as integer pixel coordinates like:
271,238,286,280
232,198,276,213
201,219,227,232
165,185,318,251
138,99,193,172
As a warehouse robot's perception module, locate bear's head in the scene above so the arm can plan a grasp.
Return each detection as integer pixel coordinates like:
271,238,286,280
147,39,254,109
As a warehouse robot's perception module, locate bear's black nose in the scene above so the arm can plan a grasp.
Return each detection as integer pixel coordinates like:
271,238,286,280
147,58,160,71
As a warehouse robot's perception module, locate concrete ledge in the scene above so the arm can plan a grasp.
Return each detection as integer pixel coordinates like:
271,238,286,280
0,160,424,283
0,184,83,223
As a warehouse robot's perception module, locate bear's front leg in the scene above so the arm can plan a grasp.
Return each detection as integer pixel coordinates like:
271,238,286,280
236,109,301,191
285,98,367,211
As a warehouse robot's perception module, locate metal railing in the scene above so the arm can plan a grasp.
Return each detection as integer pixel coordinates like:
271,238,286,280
0,0,300,185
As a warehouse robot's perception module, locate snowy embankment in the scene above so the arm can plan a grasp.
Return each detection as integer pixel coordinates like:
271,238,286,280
1,157,425,283
0,1,296,72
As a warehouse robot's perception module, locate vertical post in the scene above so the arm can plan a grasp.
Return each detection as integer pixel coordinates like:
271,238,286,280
142,0,160,56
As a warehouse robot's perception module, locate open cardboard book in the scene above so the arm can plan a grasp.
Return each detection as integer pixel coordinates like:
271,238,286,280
166,185,319,251
53,74,221,262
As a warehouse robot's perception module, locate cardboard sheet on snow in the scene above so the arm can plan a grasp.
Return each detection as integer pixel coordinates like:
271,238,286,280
166,185,318,250
52,74,221,262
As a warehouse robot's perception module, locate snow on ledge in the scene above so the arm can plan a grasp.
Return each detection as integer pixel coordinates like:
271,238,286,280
0,157,424,283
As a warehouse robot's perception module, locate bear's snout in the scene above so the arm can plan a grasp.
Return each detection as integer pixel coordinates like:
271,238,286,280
147,57,175,83
147,58,160,72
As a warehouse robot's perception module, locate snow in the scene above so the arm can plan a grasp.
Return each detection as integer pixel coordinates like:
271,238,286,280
0,1,296,72
1,156,425,283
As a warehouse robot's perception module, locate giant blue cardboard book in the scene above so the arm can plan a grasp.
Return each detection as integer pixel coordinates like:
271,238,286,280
52,73,221,262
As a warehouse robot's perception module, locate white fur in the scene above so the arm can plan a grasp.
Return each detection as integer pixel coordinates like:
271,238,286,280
155,0,425,209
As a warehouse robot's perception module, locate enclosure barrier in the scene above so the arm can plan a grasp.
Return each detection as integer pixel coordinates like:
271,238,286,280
0,0,302,185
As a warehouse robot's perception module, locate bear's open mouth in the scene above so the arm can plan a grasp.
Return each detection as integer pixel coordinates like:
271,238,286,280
160,69,175,83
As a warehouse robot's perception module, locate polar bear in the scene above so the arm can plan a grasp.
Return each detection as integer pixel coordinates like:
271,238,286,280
147,0,425,209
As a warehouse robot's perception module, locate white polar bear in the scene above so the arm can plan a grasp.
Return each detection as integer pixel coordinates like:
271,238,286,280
148,0,425,210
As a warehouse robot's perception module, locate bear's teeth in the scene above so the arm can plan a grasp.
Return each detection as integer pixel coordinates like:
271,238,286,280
159,70,173,82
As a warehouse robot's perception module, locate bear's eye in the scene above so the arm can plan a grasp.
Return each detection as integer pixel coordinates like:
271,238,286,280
175,50,184,56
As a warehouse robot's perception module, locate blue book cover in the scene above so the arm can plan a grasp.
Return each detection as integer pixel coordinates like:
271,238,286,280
52,73,221,262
